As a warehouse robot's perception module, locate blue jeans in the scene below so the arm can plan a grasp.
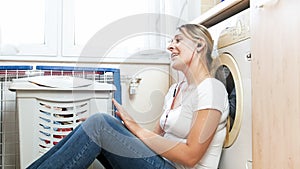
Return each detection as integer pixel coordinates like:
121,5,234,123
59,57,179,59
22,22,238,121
27,113,176,169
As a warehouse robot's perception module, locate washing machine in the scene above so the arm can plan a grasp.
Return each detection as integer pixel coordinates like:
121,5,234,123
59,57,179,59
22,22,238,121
208,9,252,169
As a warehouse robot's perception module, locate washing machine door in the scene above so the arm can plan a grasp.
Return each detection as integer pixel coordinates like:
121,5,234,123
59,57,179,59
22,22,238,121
213,53,243,148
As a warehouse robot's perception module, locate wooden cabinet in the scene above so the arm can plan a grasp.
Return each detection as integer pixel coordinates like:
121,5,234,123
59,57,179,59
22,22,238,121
251,0,300,168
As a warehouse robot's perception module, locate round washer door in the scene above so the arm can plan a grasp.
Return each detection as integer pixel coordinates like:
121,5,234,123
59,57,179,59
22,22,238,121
213,53,243,148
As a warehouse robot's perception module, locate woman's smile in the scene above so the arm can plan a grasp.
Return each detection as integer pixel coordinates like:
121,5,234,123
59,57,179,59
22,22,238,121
171,53,178,59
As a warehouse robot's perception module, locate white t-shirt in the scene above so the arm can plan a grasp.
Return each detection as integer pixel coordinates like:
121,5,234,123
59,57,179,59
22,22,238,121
160,78,229,169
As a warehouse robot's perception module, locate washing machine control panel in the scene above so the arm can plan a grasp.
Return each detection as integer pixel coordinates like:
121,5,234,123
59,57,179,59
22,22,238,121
217,9,250,49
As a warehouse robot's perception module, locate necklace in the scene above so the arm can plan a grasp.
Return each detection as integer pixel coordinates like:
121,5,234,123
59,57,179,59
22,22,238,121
162,81,184,131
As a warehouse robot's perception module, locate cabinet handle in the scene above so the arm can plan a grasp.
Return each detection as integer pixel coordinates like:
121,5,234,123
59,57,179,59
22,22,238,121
255,0,279,8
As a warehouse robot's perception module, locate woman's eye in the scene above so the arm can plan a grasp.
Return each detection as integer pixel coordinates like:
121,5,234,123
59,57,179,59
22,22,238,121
169,38,182,44
174,38,181,43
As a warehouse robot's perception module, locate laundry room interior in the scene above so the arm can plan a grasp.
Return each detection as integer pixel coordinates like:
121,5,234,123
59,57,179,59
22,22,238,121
0,0,299,169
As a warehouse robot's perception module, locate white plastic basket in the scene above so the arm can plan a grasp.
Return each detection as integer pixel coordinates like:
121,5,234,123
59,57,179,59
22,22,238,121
9,76,116,168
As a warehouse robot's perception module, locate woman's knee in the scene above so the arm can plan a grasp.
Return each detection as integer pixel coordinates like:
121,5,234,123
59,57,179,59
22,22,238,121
81,113,119,145
84,113,111,126
89,112,108,120
82,113,118,132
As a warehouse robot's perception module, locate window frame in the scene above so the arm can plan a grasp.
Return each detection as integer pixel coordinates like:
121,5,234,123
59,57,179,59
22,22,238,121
0,0,60,56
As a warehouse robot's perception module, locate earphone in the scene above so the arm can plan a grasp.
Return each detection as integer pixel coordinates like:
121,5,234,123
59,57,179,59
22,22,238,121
197,43,202,52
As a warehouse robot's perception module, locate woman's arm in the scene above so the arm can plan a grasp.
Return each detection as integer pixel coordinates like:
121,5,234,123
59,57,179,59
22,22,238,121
112,99,221,167
152,120,164,135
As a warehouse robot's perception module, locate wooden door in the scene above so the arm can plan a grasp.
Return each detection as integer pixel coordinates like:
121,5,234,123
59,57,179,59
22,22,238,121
251,0,300,168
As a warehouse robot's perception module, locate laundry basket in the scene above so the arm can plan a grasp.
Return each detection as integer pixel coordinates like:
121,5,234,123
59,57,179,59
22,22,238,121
9,76,116,168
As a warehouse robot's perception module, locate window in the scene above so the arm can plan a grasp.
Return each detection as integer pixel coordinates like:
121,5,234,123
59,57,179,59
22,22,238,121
0,0,201,60
63,0,162,57
0,0,58,56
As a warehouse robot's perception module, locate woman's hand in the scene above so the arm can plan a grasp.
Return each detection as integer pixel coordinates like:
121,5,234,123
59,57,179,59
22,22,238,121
112,99,142,136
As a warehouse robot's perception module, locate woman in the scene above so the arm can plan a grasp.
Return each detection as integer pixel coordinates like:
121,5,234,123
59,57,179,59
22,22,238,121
27,24,229,169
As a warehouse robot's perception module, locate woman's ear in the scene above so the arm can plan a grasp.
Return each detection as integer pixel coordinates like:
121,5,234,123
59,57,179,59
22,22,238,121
197,43,204,52
196,38,206,52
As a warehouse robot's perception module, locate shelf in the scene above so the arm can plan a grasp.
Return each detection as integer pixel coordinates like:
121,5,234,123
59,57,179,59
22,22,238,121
190,0,249,28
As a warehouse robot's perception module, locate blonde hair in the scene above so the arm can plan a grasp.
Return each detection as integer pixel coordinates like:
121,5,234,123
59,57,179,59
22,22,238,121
178,24,214,71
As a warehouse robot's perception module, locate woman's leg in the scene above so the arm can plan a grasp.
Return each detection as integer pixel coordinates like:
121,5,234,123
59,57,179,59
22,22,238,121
27,125,81,168
27,125,101,169
83,113,176,169
96,148,175,169
28,112,175,169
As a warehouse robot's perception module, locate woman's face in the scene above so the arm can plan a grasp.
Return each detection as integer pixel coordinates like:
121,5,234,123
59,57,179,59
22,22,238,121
167,31,197,71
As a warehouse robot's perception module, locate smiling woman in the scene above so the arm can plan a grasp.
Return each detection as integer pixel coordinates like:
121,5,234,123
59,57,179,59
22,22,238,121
25,23,229,169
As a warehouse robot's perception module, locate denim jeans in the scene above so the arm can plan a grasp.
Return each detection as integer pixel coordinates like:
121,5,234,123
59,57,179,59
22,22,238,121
27,113,176,169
